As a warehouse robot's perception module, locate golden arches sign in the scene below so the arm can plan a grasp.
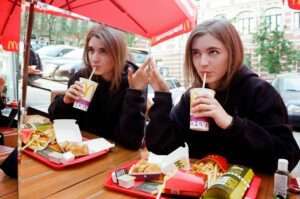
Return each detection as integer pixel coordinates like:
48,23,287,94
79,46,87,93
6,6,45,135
7,40,18,51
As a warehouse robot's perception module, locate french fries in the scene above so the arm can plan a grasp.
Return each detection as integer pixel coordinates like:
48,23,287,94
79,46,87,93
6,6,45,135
192,160,224,187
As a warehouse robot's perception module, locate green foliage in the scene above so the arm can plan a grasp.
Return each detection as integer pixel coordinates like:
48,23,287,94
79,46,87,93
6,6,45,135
30,13,136,48
126,33,136,47
253,21,300,74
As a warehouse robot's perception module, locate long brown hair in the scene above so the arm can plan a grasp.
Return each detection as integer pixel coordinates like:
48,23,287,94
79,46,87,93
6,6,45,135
184,19,244,90
83,24,128,90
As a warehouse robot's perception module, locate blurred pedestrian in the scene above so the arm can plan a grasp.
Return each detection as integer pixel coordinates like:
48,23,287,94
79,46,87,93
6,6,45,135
28,45,42,84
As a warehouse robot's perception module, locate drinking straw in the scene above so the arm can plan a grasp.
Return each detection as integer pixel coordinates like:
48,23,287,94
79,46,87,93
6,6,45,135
156,177,166,199
202,73,207,88
88,67,96,80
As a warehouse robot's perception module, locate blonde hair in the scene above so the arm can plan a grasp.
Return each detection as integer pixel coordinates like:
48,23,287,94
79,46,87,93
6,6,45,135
184,19,243,90
83,24,128,90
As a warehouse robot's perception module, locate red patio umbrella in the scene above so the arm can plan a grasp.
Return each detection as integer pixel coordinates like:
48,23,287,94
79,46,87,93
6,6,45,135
0,0,88,52
15,0,197,106
0,0,21,51
1,0,197,51
44,0,197,46
283,0,300,10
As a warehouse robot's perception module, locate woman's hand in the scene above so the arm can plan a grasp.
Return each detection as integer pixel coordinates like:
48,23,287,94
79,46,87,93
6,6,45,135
128,58,150,90
63,81,84,104
191,94,233,129
28,65,41,75
0,75,5,94
148,58,169,92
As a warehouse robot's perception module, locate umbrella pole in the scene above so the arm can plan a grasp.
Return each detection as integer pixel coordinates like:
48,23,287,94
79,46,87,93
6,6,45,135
21,1,35,108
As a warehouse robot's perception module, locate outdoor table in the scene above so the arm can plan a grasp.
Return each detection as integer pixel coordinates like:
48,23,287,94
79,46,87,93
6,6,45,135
18,114,299,198
0,170,17,199
18,132,299,198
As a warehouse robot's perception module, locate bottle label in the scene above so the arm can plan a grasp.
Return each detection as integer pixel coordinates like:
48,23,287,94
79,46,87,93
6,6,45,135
274,173,288,198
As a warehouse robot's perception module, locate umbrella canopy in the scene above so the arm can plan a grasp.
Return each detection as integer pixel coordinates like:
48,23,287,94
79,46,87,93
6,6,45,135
0,0,21,51
0,0,197,52
0,0,89,52
45,0,197,45
9,0,197,107
284,0,300,10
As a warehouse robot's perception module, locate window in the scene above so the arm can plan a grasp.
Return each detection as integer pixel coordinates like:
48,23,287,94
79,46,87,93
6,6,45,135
294,12,300,30
234,11,255,35
264,8,283,31
0,51,18,101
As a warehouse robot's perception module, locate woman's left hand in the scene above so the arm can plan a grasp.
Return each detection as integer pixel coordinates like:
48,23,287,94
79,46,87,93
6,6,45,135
191,94,233,129
0,75,5,94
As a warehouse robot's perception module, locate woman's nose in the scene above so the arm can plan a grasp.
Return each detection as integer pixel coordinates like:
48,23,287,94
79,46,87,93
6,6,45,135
91,52,100,63
199,54,209,66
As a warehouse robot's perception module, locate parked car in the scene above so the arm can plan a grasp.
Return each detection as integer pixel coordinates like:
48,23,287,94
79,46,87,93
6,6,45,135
42,48,84,79
148,78,185,105
36,45,79,66
43,47,148,82
272,73,300,130
128,48,149,66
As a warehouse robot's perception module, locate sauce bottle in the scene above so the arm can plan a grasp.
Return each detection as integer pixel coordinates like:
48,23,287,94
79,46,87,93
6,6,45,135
273,159,289,199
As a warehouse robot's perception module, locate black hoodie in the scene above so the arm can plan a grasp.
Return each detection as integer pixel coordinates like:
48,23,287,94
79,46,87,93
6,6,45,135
146,66,300,173
48,61,146,150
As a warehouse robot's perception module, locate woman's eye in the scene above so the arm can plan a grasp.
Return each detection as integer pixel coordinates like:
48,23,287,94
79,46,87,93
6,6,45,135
192,50,201,57
99,48,107,54
209,50,219,55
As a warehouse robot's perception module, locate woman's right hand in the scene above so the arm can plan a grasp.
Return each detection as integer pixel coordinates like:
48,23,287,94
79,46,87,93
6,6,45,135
149,58,169,92
128,58,150,90
63,81,84,104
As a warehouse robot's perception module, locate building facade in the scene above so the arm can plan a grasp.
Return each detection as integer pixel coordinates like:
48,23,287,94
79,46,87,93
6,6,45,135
149,0,300,86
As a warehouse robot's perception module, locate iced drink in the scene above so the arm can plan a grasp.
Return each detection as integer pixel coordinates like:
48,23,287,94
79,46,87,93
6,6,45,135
190,88,215,131
73,77,98,111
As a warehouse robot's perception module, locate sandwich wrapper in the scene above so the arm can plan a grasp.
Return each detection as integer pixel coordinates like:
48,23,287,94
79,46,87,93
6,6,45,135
53,119,114,156
83,138,115,154
148,143,190,176
148,143,205,197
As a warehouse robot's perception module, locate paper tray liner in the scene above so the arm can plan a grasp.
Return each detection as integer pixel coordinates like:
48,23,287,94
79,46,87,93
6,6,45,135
105,160,168,199
22,137,110,169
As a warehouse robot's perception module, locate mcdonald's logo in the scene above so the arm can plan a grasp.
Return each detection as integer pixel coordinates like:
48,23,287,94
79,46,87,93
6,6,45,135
183,20,191,31
82,81,97,98
7,40,18,51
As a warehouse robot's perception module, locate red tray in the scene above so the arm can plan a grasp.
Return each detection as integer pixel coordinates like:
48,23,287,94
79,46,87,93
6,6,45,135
23,148,110,169
105,160,262,199
104,160,168,199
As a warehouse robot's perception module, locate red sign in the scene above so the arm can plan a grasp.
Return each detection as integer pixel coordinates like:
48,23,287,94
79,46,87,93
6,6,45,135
0,37,19,51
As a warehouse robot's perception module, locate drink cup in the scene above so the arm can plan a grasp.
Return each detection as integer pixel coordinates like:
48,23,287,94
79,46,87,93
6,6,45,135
190,88,215,131
73,77,98,111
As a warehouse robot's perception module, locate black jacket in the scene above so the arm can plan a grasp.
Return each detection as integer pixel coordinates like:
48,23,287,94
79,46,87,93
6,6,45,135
146,66,300,173
28,48,43,83
0,148,17,178
49,62,146,150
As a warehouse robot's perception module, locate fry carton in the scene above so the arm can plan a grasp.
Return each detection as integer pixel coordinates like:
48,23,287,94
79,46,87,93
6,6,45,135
164,170,206,197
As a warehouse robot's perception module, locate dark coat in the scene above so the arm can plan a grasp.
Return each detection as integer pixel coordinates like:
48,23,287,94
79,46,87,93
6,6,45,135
49,61,146,150
146,66,300,173
28,48,43,83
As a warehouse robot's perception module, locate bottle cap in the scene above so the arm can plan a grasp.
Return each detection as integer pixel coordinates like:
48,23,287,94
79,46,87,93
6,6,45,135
278,159,289,172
